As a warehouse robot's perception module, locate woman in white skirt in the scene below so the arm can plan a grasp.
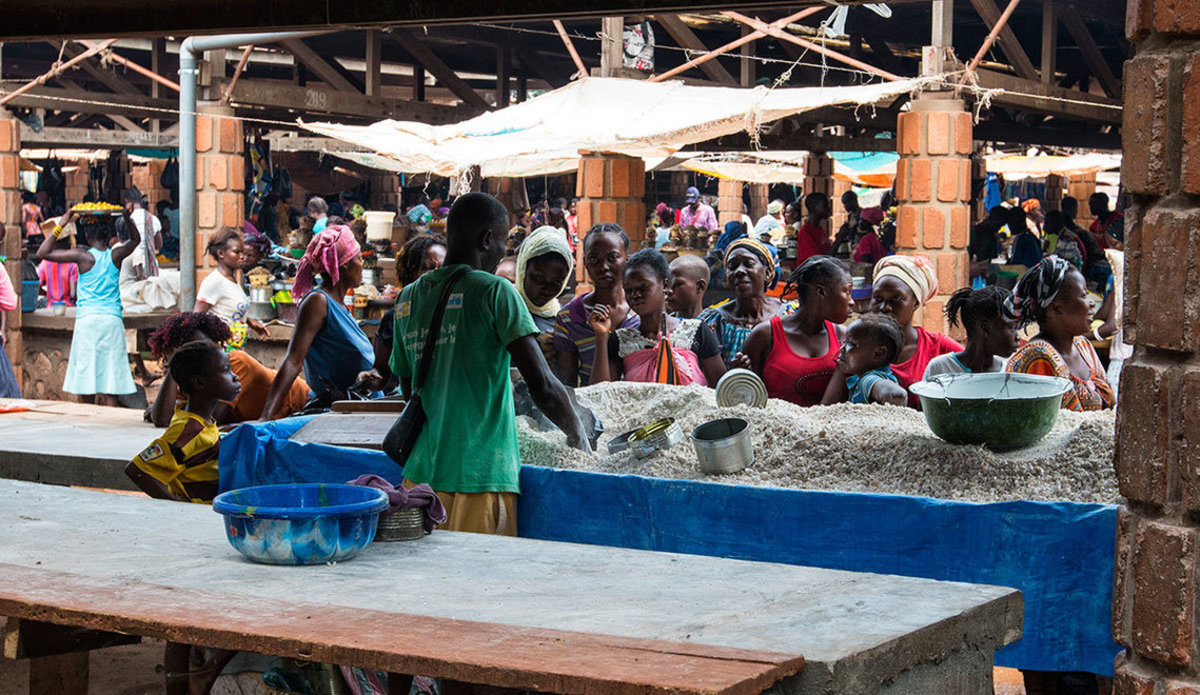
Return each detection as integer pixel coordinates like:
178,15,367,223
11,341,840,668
39,208,139,406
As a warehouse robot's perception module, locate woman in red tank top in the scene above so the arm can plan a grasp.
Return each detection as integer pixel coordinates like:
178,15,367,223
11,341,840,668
740,256,852,406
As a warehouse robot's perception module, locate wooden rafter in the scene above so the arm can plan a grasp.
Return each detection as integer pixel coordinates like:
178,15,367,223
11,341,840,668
390,30,491,110
656,15,739,86
967,0,1039,80
1059,10,1121,98
652,7,823,82
53,42,143,96
723,11,903,82
278,38,361,94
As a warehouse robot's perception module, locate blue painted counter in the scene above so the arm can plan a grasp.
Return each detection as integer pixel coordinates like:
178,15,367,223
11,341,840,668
220,417,1120,675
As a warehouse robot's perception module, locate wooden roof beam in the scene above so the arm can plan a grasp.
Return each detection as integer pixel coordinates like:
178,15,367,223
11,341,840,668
967,0,1039,80
389,30,491,110
656,15,739,86
51,41,144,96
278,37,362,94
1059,10,1121,98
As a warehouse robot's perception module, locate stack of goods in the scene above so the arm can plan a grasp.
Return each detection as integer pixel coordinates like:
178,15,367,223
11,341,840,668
517,382,1118,504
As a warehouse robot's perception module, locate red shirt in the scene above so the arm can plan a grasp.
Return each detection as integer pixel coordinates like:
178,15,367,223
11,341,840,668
891,327,963,408
762,317,841,407
795,222,832,264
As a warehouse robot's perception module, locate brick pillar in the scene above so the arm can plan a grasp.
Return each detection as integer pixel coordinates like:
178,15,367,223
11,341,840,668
194,104,244,281
831,179,852,239
368,173,399,210
132,160,171,210
669,172,689,205
803,153,834,236
1068,172,1098,229
575,152,645,244
894,94,973,335
1111,4,1200,692
717,178,743,228
1045,174,1064,212
64,158,89,205
748,183,768,222
0,111,21,389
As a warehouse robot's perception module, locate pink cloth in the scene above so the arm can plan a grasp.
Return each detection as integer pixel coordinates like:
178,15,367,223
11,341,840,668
623,345,707,386
347,474,448,533
0,263,18,312
292,225,360,298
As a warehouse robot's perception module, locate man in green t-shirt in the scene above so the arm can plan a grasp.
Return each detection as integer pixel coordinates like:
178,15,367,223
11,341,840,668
389,193,589,535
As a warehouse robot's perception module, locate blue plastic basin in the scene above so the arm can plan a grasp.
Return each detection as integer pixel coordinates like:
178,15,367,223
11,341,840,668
212,484,389,565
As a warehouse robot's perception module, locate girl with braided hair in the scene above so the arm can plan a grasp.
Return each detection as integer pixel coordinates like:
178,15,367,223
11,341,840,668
923,286,1019,377
738,255,851,406
1005,257,1113,411
145,312,309,427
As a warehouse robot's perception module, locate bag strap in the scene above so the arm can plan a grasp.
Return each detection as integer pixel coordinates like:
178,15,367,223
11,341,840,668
412,266,471,393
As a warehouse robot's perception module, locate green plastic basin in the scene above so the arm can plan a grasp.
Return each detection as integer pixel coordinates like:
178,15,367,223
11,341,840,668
908,373,1072,451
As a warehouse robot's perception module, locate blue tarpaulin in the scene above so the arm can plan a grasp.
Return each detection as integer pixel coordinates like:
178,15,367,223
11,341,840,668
220,417,1120,675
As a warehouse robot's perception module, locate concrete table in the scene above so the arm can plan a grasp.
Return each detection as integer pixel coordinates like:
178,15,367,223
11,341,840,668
0,480,1022,694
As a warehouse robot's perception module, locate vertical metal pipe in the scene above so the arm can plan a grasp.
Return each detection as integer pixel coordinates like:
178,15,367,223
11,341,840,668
178,49,198,310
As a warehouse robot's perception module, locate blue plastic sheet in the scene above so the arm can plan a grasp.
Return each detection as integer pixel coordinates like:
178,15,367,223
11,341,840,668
220,419,1120,675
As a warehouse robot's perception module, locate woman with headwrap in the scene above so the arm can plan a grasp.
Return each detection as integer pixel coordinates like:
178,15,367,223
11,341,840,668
823,255,962,407
517,226,574,362
1006,256,1114,411
259,225,379,417
699,237,795,366
241,220,274,272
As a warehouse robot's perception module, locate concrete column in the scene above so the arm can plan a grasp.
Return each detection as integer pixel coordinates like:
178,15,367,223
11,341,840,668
894,94,973,334
193,104,244,283
1111,3,1200,692
717,178,743,228
0,111,22,389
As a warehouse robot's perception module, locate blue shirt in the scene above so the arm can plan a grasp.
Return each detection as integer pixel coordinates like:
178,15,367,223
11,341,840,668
76,248,123,318
846,367,899,404
302,289,374,397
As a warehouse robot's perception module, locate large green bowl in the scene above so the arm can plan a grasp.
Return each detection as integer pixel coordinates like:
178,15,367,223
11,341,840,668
908,373,1072,451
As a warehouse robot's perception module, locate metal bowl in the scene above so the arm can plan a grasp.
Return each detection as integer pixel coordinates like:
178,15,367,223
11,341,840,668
908,373,1073,451
691,417,754,475
609,418,684,459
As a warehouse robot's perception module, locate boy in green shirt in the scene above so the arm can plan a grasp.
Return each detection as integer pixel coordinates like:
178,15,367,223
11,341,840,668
390,193,589,535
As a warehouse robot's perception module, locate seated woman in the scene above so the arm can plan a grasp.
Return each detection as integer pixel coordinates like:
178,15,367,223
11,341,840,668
924,286,1019,377
590,249,725,386
824,255,961,407
1006,257,1114,411
145,313,310,427
260,225,379,416
699,237,793,367
740,256,851,407
516,226,574,362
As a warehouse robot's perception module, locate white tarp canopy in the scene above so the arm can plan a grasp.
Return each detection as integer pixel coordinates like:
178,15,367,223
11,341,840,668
985,153,1121,180
302,76,931,178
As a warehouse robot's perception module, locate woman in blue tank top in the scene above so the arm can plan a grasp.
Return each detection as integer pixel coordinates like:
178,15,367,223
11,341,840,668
260,225,378,417
39,209,140,406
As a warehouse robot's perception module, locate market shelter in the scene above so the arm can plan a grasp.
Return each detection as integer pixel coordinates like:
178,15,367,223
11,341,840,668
301,75,933,178
0,480,1021,694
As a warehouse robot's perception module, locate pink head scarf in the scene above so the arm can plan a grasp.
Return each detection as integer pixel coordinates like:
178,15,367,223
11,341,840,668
292,225,360,298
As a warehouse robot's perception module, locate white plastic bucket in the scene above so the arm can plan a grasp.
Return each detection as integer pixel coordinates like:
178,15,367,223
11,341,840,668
363,211,397,241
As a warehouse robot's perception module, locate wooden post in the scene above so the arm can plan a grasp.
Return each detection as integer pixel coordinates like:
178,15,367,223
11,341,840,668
151,37,165,133
496,45,510,107
739,26,755,87
1041,0,1056,85
413,64,426,102
365,29,382,97
600,17,624,77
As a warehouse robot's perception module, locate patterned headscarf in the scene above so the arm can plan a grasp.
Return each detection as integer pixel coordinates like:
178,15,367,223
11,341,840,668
242,220,273,258
1012,256,1071,328
292,225,361,298
873,255,938,306
516,226,575,318
724,237,779,290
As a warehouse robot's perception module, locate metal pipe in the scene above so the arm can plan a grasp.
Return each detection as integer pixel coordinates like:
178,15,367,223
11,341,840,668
965,0,1025,75
177,30,330,310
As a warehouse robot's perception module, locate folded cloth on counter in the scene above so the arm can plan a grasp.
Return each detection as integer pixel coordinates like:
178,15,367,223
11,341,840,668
348,474,447,532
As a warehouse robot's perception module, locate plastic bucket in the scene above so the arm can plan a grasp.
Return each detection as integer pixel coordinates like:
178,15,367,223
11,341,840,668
20,280,37,313
363,211,396,241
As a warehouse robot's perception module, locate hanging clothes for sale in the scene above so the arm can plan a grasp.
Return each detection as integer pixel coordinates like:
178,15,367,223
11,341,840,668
247,131,272,224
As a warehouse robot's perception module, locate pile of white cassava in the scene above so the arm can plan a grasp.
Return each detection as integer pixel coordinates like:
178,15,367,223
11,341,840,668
518,382,1118,504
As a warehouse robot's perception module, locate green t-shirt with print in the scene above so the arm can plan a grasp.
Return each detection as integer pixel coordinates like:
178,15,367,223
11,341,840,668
390,264,537,493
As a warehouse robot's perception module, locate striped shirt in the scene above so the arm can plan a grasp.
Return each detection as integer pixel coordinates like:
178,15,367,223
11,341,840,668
553,294,639,387
38,260,78,306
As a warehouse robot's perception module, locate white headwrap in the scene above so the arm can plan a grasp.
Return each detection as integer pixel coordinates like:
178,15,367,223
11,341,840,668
516,226,575,318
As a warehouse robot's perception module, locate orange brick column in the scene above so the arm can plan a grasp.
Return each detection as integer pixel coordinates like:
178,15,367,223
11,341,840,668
748,183,768,222
1045,174,1064,213
575,152,645,244
0,112,22,388
717,178,743,229
1111,2,1200,692
194,104,244,283
1068,172,1097,228
894,95,972,334
803,153,834,237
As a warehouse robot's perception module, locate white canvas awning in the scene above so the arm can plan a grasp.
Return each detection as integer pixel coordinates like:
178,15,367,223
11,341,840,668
985,153,1121,180
302,76,932,178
